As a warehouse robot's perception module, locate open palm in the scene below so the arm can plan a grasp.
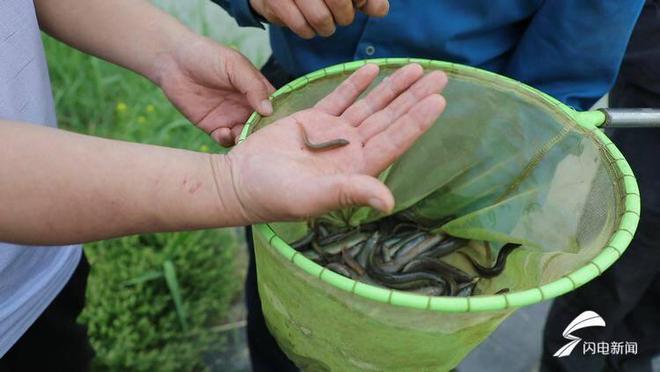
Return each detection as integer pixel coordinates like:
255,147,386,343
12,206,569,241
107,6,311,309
156,37,275,146
226,63,448,222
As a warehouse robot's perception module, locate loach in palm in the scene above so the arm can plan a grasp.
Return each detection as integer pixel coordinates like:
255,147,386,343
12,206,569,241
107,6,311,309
224,63,449,223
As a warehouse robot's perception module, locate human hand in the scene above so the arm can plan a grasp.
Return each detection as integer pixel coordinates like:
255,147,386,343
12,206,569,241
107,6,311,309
249,0,389,38
153,36,275,147
218,63,447,223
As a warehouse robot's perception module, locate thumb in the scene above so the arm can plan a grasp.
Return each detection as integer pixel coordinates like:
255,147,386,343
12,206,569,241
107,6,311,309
328,174,394,213
359,0,389,17
226,52,275,116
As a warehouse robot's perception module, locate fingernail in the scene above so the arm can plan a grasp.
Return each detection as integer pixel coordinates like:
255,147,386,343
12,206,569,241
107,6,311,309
368,198,388,212
259,100,273,115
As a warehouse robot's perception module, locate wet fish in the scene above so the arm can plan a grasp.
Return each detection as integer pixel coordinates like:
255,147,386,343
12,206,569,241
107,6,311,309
391,222,421,235
454,279,479,297
299,211,519,298
356,231,380,268
390,232,429,259
302,250,323,263
379,235,444,273
300,123,350,151
370,270,449,291
326,262,355,278
317,232,370,255
401,257,474,284
460,243,521,278
422,237,468,259
342,249,366,277
415,286,447,296
290,231,315,251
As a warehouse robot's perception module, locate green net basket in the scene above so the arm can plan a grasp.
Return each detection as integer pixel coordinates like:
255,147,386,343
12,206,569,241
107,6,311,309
238,58,640,371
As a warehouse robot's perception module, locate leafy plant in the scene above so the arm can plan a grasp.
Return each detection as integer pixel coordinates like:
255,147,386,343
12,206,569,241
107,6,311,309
81,230,241,372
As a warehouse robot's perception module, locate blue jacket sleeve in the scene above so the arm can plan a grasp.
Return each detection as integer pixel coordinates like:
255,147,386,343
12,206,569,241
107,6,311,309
504,0,644,110
210,0,265,28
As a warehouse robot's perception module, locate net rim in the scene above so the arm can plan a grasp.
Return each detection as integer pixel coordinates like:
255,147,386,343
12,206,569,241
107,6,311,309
240,58,640,313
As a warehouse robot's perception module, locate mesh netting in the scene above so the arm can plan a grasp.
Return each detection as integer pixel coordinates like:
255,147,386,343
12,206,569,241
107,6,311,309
243,60,635,371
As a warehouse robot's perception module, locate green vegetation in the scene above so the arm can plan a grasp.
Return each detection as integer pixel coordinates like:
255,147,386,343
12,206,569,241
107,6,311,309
80,232,239,371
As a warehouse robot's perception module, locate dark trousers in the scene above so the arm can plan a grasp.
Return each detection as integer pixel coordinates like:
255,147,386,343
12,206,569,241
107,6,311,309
541,3,660,371
245,57,299,372
0,254,94,372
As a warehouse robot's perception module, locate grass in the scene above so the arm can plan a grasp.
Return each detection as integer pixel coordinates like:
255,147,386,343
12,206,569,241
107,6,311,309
43,1,269,370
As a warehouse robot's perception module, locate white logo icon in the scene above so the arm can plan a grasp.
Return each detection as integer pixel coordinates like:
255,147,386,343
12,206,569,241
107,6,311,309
553,310,606,358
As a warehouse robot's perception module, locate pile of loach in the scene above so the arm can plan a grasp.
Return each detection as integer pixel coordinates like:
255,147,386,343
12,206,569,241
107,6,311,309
290,213,519,297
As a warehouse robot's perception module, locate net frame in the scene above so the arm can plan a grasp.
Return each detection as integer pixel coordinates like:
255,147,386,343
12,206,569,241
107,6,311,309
238,58,640,313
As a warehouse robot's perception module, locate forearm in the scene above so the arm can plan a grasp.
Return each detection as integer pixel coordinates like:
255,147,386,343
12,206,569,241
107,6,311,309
0,121,247,245
34,0,195,83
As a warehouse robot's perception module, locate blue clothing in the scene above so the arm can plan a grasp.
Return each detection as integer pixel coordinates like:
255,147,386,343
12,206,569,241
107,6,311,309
213,0,644,110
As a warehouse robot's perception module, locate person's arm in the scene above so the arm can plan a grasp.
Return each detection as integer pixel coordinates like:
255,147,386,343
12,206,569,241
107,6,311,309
0,120,236,245
34,0,274,147
35,0,195,86
503,0,645,110
0,64,447,246
211,0,389,39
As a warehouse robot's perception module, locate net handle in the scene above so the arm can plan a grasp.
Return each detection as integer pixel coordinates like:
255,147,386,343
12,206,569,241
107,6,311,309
598,108,660,128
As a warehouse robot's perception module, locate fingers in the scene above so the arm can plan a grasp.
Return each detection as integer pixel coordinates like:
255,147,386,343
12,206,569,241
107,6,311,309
325,0,355,26
362,94,446,175
358,70,447,140
208,125,244,147
226,52,275,116
255,0,365,38
231,125,245,144
323,174,395,213
296,0,336,37
341,63,424,125
358,0,389,17
314,63,380,115
275,0,316,39
210,127,234,147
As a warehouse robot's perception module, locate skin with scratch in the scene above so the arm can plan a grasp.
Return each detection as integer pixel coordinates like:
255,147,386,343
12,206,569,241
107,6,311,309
0,63,447,245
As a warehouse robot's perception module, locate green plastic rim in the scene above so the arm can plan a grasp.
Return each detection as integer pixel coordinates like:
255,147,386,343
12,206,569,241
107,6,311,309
239,58,641,313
